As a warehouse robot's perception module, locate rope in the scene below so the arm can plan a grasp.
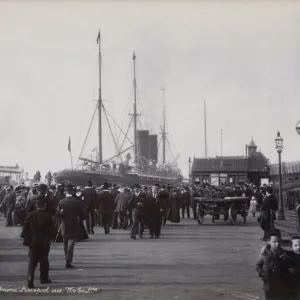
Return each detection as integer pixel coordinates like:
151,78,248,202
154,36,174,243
103,106,123,163
77,105,97,164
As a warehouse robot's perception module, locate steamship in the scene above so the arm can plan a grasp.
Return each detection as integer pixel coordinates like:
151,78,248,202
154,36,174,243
53,31,182,187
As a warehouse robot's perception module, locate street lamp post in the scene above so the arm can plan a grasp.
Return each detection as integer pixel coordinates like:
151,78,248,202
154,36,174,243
275,131,285,220
189,157,191,183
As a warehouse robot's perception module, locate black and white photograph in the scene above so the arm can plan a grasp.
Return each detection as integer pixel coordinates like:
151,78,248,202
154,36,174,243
1,1,300,299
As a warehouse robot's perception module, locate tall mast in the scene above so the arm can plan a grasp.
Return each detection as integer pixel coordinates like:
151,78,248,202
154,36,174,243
161,87,167,164
133,51,137,162
204,100,207,158
97,30,103,164
221,129,223,156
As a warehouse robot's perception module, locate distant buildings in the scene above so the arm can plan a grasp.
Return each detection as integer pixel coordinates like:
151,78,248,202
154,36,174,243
0,165,24,186
270,161,300,187
191,139,269,187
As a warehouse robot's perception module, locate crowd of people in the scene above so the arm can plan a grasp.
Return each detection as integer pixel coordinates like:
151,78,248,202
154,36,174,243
0,180,194,288
0,181,284,243
0,180,299,299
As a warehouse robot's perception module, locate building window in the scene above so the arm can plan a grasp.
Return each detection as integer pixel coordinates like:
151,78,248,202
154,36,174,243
202,176,210,184
220,161,224,167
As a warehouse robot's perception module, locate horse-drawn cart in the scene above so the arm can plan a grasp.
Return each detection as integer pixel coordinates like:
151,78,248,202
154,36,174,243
194,197,248,225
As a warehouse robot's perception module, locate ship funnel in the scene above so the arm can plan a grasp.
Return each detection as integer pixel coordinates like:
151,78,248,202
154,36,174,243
148,135,158,162
136,130,150,163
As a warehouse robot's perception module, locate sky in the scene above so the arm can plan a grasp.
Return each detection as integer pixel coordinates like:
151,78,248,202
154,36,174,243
0,1,300,179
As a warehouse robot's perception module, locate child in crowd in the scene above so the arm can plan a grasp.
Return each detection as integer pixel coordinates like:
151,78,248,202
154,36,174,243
249,196,257,217
256,229,291,300
287,236,300,300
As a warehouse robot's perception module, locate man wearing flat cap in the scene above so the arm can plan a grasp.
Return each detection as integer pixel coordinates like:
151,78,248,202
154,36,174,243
115,186,131,230
21,195,55,288
57,184,84,268
129,184,147,239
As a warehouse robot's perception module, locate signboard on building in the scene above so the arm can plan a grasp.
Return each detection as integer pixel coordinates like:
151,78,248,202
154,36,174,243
210,174,219,186
260,178,269,186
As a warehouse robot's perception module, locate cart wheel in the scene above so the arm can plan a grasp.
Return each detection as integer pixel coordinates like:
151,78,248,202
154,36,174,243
197,207,205,225
229,204,237,225
243,201,248,224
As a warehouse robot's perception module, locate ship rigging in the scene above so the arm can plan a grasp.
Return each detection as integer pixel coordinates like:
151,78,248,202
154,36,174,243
53,30,182,185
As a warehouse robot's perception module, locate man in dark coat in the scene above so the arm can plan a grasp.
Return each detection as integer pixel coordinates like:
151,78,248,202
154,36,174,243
115,187,131,230
3,186,16,226
21,195,55,288
159,185,170,225
52,184,65,243
110,183,120,229
98,182,115,234
146,186,163,239
181,187,191,219
168,187,181,223
191,187,200,220
57,184,84,268
74,186,89,241
26,184,56,217
82,180,97,234
260,187,278,241
25,184,38,213
129,184,147,239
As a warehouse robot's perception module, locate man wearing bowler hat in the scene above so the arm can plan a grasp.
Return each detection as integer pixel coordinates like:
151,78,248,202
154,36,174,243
82,180,97,234
57,184,84,268
98,182,115,234
21,194,55,288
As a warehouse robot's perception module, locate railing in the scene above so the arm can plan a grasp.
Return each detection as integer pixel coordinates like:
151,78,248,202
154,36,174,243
66,164,180,180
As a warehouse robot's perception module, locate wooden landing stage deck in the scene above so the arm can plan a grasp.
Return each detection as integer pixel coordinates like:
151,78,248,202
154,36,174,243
0,216,264,300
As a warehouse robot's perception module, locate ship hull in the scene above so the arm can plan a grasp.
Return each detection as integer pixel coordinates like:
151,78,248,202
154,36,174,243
53,169,182,187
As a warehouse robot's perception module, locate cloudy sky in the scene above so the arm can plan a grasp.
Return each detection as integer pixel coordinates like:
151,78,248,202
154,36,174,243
0,1,300,179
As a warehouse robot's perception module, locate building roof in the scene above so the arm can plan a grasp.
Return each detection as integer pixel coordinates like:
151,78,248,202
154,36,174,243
192,157,247,173
192,152,268,173
247,151,268,172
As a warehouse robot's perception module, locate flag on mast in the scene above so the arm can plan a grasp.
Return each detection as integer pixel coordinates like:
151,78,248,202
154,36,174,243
132,51,136,60
68,136,71,152
96,30,100,44
92,147,97,152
